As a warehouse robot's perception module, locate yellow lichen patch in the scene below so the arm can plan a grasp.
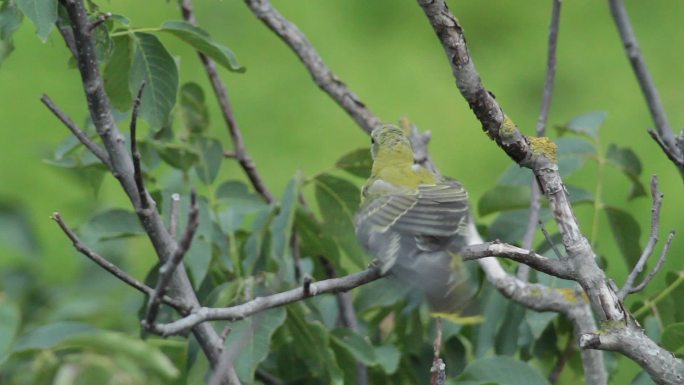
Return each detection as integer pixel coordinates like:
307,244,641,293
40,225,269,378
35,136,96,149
499,115,519,137
529,136,557,163
557,288,587,304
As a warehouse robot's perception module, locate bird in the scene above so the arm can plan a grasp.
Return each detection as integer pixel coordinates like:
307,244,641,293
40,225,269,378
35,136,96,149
354,123,477,319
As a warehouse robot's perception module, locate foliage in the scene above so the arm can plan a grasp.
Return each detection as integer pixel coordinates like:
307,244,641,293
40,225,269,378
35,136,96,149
0,1,683,385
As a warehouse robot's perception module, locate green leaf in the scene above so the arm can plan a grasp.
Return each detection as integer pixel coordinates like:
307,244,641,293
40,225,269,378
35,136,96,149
12,322,97,352
330,328,375,366
160,20,244,72
130,32,179,129
566,185,594,205
226,307,287,383
606,144,646,200
193,137,223,185
0,298,20,362
0,0,22,66
525,311,557,339
478,185,530,216
81,208,144,241
154,141,199,171
314,173,365,269
179,82,209,133
661,322,684,354
0,202,39,255
630,371,655,385
104,35,133,110
16,0,56,42
459,356,549,385
61,331,180,379
556,137,597,157
604,206,642,272
556,111,607,139
498,164,531,186
335,148,372,178
215,181,269,215
271,173,302,282
488,208,551,244
374,344,400,374
185,236,212,284
295,208,340,267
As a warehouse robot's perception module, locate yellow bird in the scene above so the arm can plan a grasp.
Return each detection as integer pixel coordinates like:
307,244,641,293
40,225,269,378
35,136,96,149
355,124,476,317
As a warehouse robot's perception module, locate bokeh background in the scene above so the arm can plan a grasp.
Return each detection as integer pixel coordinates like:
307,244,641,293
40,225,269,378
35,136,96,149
1,0,683,383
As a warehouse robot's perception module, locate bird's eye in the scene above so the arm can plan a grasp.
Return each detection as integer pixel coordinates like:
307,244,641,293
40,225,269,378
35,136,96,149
371,137,375,144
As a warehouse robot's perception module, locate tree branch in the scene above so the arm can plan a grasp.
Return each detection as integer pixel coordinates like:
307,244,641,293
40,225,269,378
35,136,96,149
51,212,188,313
144,190,199,329
180,0,274,203
130,82,148,209
150,267,382,336
416,1,684,383
461,241,573,279
41,94,111,168
608,0,684,173
243,0,381,133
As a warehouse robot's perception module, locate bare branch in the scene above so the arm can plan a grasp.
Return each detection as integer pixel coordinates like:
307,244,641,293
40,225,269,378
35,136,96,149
244,0,381,134
87,12,112,32
430,318,446,385
150,267,382,336
462,241,573,279
169,193,181,239
619,175,664,298
609,0,684,173
41,94,111,168
51,212,187,312
180,0,274,203
144,190,200,329
130,82,148,209
629,230,673,295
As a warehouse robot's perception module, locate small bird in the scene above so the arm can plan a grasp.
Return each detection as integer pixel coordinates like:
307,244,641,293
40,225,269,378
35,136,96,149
355,124,476,318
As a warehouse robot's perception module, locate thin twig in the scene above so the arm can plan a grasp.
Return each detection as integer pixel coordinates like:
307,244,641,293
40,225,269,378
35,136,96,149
609,0,684,172
619,175,664,298
629,230,674,295
548,333,575,384
180,0,274,203
169,193,181,239
520,0,562,282
87,12,112,31
144,190,200,329
130,82,148,209
41,94,111,168
430,318,445,385
244,0,381,134
51,212,187,312
150,267,382,336
539,220,564,259
255,369,283,385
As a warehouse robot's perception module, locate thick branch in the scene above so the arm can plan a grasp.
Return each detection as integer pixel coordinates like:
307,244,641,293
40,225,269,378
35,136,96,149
244,0,381,133
461,241,573,279
151,267,382,336
608,0,684,172
181,0,274,203
41,94,111,168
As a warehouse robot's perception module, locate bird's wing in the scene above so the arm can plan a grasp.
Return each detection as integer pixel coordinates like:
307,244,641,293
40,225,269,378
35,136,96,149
356,181,469,238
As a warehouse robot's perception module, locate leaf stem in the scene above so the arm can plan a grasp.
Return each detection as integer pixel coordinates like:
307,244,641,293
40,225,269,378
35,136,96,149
633,270,684,318
109,27,162,37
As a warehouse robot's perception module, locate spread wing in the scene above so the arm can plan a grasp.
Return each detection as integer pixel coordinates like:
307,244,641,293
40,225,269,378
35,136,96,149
356,181,469,238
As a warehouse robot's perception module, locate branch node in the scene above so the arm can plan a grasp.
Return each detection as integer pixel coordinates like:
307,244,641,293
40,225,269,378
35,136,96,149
88,12,112,32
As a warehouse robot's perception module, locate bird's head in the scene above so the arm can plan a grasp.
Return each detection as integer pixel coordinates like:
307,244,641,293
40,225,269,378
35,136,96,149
370,124,414,164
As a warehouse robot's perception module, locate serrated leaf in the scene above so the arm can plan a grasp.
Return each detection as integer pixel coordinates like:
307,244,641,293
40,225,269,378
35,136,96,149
271,174,301,283
459,356,550,385
80,208,143,241
604,206,642,273
606,144,646,200
330,328,375,365
0,299,20,362
160,20,244,72
154,141,199,171
225,307,287,383
335,148,372,178
16,0,56,42
661,322,684,354
294,208,340,266
314,174,365,268
130,32,178,129
478,185,530,216
104,35,133,110
180,82,209,133
556,111,607,139
193,137,222,185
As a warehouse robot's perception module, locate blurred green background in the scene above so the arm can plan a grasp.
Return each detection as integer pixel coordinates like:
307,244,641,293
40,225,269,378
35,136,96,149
1,0,683,383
